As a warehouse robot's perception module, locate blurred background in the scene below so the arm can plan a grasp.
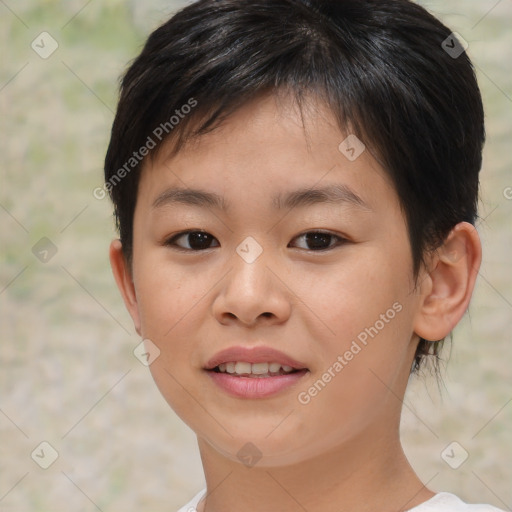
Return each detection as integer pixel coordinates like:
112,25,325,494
0,0,511,510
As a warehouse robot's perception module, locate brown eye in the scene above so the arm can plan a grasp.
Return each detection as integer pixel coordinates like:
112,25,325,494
166,231,219,251
290,231,346,251
166,230,346,252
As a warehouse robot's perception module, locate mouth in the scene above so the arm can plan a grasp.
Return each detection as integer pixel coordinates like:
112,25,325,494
210,361,303,378
204,347,309,398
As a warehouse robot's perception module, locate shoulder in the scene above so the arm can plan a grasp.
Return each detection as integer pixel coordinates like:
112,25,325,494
409,492,507,512
176,488,207,512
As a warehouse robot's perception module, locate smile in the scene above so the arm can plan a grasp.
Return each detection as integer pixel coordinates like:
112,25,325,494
204,346,309,398
213,361,297,377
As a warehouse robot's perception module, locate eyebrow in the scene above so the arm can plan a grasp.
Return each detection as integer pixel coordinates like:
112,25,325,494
152,183,371,212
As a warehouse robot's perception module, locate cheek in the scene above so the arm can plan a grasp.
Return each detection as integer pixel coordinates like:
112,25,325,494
292,313,413,455
134,256,204,339
310,251,408,344
298,251,414,405
132,259,210,421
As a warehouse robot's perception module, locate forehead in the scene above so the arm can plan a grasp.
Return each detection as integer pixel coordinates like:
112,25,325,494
136,93,397,217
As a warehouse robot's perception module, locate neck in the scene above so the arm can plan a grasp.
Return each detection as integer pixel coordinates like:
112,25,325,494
195,424,434,512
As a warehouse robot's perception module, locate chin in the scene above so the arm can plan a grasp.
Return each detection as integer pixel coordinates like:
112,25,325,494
201,433,318,468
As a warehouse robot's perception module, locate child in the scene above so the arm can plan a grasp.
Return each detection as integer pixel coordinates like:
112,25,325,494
104,0,505,510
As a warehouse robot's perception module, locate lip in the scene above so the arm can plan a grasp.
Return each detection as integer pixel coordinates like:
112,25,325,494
204,346,307,370
207,370,309,399
204,346,309,399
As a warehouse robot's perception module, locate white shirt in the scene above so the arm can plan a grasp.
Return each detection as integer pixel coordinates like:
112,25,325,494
176,489,506,512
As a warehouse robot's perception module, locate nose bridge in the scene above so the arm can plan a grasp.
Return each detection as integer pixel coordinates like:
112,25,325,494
213,235,291,325
230,235,273,299
235,235,266,267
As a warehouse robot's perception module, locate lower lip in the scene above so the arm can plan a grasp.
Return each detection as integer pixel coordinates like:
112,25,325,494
206,370,308,399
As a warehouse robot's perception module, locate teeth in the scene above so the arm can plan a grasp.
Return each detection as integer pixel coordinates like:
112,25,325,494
251,362,269,374
269,362,281,373
235,362,252,374
216,362,297,376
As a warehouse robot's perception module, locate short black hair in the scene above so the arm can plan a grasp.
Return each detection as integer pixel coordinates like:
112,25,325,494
104,0,485,372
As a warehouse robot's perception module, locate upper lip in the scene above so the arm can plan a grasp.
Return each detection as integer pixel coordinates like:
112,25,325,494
205,346,308,370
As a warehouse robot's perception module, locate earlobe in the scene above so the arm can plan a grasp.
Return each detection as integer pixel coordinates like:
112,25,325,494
413,222,482,342
109,239,142,336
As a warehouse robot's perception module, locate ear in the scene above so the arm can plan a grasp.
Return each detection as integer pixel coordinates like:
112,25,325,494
413,222,482,341
109,239,141,336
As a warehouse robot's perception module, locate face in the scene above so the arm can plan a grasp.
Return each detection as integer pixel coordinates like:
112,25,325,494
120,93,426,466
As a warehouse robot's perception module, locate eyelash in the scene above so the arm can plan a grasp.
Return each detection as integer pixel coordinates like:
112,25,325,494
164,230,348,253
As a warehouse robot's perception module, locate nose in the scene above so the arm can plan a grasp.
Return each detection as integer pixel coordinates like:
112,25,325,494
211,244,292,328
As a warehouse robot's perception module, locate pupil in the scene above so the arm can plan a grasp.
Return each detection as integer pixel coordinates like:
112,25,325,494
189,232,211,250
306,233,331,249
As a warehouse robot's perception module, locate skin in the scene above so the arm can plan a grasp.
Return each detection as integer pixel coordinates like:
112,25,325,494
110,92,481,512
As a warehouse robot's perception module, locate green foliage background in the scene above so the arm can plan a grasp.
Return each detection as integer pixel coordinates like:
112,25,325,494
1,1,510,510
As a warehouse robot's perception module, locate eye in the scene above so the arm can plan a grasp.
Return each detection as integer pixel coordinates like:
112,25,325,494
289,231,347,251
165,230,219,251
165,230,347,252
